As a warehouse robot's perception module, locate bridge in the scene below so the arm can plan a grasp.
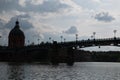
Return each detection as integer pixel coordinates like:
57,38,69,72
31,37,120,65
57,37,120,48
0,37,120,66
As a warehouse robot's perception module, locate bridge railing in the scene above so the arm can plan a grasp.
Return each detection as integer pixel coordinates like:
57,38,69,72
57,37,120,47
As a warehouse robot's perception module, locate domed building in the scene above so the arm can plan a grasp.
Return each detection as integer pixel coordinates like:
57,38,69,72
8,20,25,48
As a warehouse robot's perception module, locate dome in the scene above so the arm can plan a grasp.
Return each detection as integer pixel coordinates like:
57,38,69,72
9,21,25,37
8,20,25,48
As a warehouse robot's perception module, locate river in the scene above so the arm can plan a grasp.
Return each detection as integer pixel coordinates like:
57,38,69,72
0,62,120,80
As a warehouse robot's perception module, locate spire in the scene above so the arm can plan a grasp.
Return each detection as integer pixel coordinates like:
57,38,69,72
15,19,20,28
16,18,19,25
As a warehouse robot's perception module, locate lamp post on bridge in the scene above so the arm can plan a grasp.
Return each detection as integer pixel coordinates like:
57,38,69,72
0,36,1,46
49,37,52,43
60,36,63,43
76,34,78,43
38,38,40,45
64,38,66,43
32,35,35,45
113,30,117,38
27,40,30,46
93,32,96,40
91,35,93,40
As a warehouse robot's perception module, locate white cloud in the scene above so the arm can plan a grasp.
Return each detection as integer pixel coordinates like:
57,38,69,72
18,0,26,7
30,0,44,5
92,0,101,3
60,0,82,14
0,10,26,22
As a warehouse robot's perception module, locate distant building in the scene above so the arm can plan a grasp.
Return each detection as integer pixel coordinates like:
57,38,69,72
8,20,25,48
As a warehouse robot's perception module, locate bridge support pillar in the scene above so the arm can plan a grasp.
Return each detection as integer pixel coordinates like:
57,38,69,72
66,47,75,66
50,41,59,65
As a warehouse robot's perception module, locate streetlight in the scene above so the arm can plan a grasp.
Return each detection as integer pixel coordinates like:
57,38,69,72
38,38,40,45
64,38,66,43
91,35,93,40
49,37,51,43
76,34,78,42
32,35,35,44
113,30,117,38
60,36,63,43
0,36,1,46
93,32,96,40
28,40,30,45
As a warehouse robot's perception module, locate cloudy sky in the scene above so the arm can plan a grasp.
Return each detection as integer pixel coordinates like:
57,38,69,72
0,0,120,46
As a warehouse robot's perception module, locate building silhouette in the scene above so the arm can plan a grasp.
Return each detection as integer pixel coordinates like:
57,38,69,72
8,20,25,48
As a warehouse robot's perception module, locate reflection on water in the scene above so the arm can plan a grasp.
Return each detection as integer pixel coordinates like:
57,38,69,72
7,63,24,80
0,62,120,80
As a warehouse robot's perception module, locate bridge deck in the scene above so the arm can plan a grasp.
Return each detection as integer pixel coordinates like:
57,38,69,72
58,37,120,48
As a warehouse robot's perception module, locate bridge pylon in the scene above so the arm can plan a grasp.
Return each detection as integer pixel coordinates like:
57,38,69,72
66,47,75,66
50,41,59,65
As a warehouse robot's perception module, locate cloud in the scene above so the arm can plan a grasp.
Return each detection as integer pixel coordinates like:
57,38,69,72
0,18,9,45
0,18,6,37
0,19,6,29
5,14,33,30
24,0,70,13
0,0,20,13
17,14,30,19
94,12,115,22
0,0,70,14
92,0,101,3
29,0,44,5
64,26,78,34
73,0,100,10
18,0,26,7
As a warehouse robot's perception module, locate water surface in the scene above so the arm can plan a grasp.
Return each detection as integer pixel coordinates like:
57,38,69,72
0,62,120,80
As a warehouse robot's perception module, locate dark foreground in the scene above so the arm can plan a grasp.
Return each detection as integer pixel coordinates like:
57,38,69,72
0,43,120,66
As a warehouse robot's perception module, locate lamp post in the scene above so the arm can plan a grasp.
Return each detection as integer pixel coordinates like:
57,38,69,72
38,38,40,45
60,36,63,43
91,35,93,40
64,38,66,43
113,30,117,38
76,34,78,42
93,32,96,40
49,37,51,43
0,36,1,46
28,40,30,46
32,35,35,45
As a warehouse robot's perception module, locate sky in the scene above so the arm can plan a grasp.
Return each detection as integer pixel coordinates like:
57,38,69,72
0,0,120,47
